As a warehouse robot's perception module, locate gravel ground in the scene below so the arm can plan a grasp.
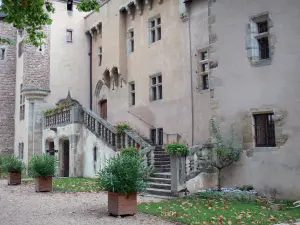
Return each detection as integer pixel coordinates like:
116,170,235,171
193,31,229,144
0,180,175,225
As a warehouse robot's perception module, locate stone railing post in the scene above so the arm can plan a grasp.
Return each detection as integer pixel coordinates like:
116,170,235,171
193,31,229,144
170,156,187,196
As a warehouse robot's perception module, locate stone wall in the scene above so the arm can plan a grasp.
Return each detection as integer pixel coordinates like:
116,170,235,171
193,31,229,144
0,20,16,155
23,26,50,92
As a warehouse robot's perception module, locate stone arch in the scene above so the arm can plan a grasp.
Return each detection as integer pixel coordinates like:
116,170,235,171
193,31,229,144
94,79,108,115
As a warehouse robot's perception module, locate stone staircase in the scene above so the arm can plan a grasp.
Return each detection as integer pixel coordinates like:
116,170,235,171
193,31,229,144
147,147,172,198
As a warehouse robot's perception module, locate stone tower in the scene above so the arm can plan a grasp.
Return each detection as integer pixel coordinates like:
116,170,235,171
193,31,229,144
0,14,17,155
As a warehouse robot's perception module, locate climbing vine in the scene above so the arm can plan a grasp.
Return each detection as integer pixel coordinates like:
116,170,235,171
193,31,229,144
0,0,101,46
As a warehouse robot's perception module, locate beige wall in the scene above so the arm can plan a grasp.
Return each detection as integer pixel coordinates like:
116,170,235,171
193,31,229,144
47,0,90,107
85,0,209,144
209,0,300,199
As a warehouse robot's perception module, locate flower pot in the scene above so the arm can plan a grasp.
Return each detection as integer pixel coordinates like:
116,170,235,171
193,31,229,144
35,176,52,192
7,172,21,185
108,192,137,216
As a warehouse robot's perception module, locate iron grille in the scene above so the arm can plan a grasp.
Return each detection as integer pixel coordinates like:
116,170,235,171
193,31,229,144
254,113,276,147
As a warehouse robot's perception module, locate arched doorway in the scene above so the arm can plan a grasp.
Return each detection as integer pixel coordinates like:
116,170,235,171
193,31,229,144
99,99,107,120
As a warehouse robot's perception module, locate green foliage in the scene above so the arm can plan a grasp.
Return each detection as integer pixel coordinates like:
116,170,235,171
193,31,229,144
0,0,55,46
28,154,57,178
239,185,254,191
0,0,101,46
2,155,25,173
165,143,190,157
0,37,15,45
138,196,299,225
43,103,73,116
77,0,100,12
294,200,300,208
116,122,131,134
120,147,140,157
97,154,153,194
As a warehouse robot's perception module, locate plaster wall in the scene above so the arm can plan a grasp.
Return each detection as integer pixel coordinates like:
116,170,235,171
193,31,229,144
210,0,300,199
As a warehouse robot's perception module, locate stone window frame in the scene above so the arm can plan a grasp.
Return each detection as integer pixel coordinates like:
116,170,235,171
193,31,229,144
149,15,162,45
66,29,73,43
247,12,274,67
129,81,136,106
20,83,25,121
197,47,210,92
149,73,163,102
0,45,7,61
98,46,102,66
127,28,135,54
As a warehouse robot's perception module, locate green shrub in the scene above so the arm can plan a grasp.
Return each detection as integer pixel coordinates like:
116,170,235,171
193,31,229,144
239,185,254,191
198,191,256,202
28,154,57,178
116,122,131,134
98,154,153,194
165,143,189,157
120,147,140,157
2,155,25,173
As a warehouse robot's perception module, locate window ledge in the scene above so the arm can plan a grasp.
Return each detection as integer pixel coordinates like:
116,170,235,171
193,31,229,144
250,58,271,67
246,147,279,157
150,99,163,104
198,89,210,94
149,40,161,47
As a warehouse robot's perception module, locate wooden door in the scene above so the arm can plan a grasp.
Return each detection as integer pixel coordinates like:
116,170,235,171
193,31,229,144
99,100,107,120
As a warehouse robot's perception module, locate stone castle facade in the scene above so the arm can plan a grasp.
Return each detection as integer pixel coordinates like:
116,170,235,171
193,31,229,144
0,0,300,199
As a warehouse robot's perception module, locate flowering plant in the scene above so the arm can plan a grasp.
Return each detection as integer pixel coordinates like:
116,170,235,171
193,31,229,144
165,142,190,157
43,103,73,116
115,122,131,134
120,146,140,157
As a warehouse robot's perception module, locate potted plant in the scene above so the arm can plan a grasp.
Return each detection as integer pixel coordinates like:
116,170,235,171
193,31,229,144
120,146,140,157
98,153,152,216
2,155,25,185
115,122,131,134
165,142,190,157
28,154,57,192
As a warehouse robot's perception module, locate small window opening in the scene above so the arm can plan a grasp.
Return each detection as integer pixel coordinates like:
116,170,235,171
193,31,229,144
67,0,73,11
254,113,276,147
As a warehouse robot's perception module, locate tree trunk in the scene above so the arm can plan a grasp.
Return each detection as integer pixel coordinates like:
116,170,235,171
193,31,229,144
217,169,221,191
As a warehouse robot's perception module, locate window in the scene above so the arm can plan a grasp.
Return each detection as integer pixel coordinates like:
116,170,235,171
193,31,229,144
66,29,73,43
150,74,162,101
20,84,25,120
150,128,163,145
18,41,24,57
199,50,209,90
67,0,73,11
1,48,5,60
18,143,24,160
248,13,271,62
254,113,276,147
149,16,161,44
93,147,97,162
129,82,135,106
127,29,134,54
98,47,102,66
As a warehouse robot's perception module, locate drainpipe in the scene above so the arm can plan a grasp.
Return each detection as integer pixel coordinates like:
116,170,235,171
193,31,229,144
89,33,92,110
186,1,194,145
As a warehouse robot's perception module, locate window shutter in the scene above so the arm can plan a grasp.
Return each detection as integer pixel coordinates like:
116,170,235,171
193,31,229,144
246,21,259,61
127,39,131,55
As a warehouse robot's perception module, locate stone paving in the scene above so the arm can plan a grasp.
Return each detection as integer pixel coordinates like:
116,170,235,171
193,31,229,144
0,180,175,225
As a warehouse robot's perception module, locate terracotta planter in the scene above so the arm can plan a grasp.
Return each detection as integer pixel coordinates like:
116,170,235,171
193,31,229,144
7,172,21,185
35,176,52,192
108,192,137,216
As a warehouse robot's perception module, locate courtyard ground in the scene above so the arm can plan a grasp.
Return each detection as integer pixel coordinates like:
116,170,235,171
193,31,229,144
0,180,175,225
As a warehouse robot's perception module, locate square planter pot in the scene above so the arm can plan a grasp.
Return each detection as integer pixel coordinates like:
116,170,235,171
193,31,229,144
108,192,137,216
7,172,21,185
35,176,52,192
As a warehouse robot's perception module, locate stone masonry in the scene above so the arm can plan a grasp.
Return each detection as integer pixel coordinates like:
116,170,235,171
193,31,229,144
0,19,16,155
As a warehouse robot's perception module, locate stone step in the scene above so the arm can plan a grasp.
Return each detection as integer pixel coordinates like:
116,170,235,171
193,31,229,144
154,157,170,161
148,182,171,190
154,161,170,166
149,177,171,184
141,193,177,200
155,164,170,169
146,188,172,197
153,167,171,173
151,172,171,179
